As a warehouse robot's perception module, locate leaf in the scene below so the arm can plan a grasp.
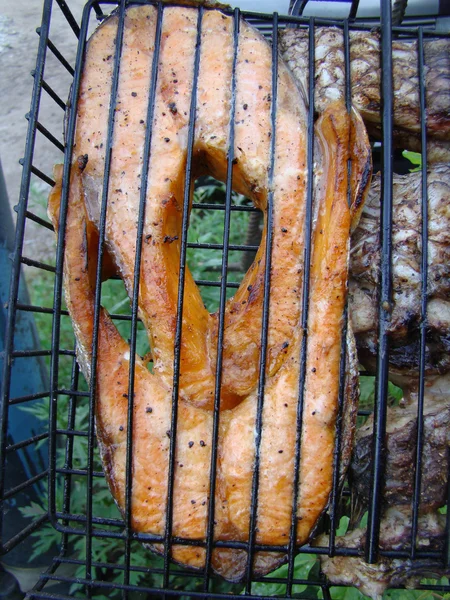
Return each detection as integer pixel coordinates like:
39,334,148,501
402,150,422,172
245,553,317,597
19,501,46,519
336,516,350,537
327,585,369,600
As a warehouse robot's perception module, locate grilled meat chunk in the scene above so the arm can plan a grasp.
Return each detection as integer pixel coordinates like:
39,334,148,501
349,165,450,375
280,27,450,158
50,4,367,581
350,374,450,511
318,507,448,600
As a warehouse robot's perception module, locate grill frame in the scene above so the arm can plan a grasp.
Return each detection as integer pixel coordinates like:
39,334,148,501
1,0,449,597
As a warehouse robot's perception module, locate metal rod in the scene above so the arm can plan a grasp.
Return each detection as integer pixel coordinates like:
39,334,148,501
365,0,393,564
286,16,315,595
410,25,428,561
5,432,49,453
24,210,55,231
40,79,67,111
187,241,259,252
162,6,204,588
122,3,164,593
20,256,56,272
55,0,81,38
244,11,279,591
34,120,65,153
202,8,240,590
45,37,75,75
83,0,127,591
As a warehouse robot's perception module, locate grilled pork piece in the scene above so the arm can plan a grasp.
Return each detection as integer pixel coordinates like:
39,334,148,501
318,507,448,600
280,27,450,158
349,165,450,375
351,373,450,512
49,3,366,578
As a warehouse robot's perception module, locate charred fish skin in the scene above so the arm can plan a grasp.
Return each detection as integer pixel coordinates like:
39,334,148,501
349,164,450,375
279,27,450,153
318,508,448,600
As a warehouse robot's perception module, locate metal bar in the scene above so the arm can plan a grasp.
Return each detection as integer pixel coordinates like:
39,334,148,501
327,17,352,559
16,303,63,315
57,389,90,397
5,432,48,453
33,120,65,153
194,279,240,289
8,391,49,405
56,429,88,437
3,470,48,500
55,0,81,38
11,350,74,358
0,513,49,555
349,0,360,19
61,354,80,548
83,1,127,592
202,8,240,590
47,0,92,561
41,78,67,111
163,6,203,588
410,25,428,561
56,468,104,477
286,16,315,595
365,0,393,564
25,210,55,231
191,202,257,212
28,164,55,187
244,11,279,591
187,241,258,251
45,37,75,75
92,2,105,20
20,256,56,272
122,6,163,593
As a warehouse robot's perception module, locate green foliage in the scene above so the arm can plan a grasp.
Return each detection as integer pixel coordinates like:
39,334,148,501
248,553,318,597
402,150,422,172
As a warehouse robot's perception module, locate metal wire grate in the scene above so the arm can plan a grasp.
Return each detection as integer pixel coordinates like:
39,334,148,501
1,0,449,598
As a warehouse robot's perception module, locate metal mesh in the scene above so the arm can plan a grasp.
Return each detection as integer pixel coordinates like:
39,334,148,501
1,0,449,598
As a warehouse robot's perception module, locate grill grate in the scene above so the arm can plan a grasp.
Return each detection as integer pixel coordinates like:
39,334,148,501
1,0,449,598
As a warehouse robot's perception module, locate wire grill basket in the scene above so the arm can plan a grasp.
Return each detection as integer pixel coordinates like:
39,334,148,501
1,0,449,598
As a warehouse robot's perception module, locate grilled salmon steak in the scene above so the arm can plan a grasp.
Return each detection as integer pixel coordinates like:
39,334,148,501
49,3,370,581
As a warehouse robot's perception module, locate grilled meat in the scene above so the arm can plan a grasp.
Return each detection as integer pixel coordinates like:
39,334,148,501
50,4,367,580
280,27,450,157
74,6,370,410
349,164,450,376
319,375,450,599
318,507,448,600
351,373,450,512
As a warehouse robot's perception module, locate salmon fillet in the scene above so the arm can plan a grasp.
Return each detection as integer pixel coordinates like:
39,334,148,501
49,4,369,581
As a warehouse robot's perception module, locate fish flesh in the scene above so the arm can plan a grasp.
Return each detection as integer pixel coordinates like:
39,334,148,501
73,5,371,410
49,3,369,579
280,27,450,159
49,101,358,579
349,164,450,377
317,507,448,600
